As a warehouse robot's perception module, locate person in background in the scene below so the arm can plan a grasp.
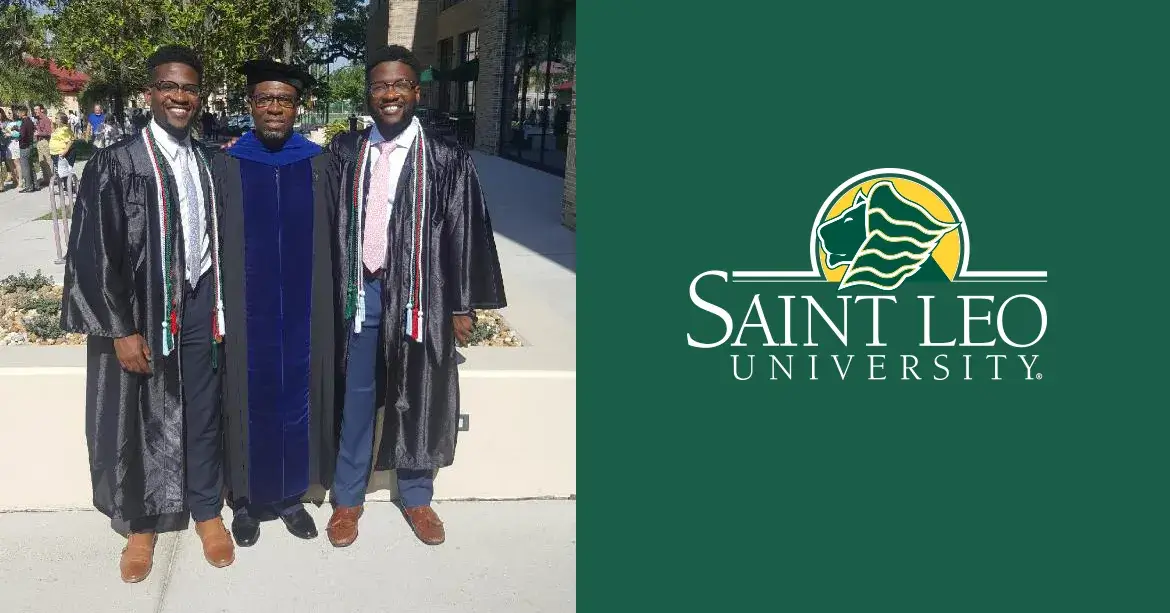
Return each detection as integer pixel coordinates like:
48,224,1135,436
16,106,38,192
68,110,81,136
200,108,216,143
86,103,104,142
49,112,77,183
4,110,22,189
33,104,53,186
131,108,148,135
0,109,13,191
95,113,122,148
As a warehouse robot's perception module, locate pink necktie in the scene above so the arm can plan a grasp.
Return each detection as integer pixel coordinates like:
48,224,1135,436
363,141,396,273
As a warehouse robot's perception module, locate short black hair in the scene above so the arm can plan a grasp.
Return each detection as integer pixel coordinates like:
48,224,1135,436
146,44,203,81
365,45,422,80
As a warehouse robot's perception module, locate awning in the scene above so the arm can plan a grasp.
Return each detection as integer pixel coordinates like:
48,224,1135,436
420,59,479,83
448,58,479,82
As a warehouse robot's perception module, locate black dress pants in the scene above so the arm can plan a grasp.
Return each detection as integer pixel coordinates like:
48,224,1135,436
131,271,223,532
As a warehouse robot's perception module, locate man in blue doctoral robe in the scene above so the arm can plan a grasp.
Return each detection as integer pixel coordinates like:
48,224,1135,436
213,60,340,547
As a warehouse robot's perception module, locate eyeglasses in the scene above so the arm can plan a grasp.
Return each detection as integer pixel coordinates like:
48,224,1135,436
368,79,418,96
152,81,201,96
250,94,298,109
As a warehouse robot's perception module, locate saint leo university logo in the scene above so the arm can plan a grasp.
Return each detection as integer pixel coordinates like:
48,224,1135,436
687,169,1051,382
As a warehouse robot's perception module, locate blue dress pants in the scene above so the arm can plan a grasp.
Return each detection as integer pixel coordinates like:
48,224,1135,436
331,277,433,509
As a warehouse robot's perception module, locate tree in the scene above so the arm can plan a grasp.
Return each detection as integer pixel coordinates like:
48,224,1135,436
46,0,333,114
328,64,365,111
0,1,61,107
256,0,332,64
308,0,367,67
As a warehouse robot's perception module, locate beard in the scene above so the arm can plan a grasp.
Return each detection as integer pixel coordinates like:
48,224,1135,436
257,125,293,148
373,105,415,140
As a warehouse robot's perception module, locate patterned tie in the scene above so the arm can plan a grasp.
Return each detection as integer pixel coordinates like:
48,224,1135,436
363,141,396,273
179,144,201,288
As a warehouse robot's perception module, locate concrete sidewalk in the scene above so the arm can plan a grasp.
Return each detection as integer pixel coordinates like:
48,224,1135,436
0,181,73,283
0,500,576,612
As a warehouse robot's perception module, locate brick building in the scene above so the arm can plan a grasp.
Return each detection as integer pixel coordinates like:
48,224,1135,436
368,0,577,229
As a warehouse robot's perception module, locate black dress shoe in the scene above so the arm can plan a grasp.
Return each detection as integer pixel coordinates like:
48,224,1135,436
280,508,318,540
232,512,261,547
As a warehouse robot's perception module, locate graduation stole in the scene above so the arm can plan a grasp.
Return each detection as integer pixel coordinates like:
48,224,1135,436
344,123,429,344
141,127,226,358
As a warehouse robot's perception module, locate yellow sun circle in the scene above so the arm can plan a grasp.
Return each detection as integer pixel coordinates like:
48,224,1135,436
818,176,962,282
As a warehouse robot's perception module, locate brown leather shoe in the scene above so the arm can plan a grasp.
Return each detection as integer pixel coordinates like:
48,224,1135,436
403,505,445,545
194,517,235,568
119,532,157,583
327,505,363,547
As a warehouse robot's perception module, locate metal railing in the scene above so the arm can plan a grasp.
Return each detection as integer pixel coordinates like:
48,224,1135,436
419,108,475,149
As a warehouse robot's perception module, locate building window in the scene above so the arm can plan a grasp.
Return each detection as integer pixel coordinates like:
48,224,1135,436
460,29,479,62
463,83,476,114
437,37,454,113
459,29,478,114
500,0,575,175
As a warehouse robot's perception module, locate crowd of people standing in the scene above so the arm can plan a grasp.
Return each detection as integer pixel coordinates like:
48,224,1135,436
0,102,155,193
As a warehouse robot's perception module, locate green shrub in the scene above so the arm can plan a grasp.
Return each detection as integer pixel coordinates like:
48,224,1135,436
17,294,60,316
0,271,54,293
468,319,499,346
26,313,64,340
322,121,350,145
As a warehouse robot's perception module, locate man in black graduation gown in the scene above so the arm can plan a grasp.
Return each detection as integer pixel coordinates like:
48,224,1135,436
324,45,507,548
213,59,338,548
60,45,236,583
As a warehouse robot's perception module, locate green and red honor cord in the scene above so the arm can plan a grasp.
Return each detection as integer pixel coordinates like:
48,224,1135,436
346,122,429,344
142,127,226,358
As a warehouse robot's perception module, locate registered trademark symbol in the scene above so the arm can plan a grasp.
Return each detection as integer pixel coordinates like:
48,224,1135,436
1035,373,1043,380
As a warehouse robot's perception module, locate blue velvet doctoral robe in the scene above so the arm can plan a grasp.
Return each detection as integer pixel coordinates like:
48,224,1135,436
213,132,340,506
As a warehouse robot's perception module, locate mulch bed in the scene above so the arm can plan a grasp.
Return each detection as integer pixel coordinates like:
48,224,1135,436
0,271,521,347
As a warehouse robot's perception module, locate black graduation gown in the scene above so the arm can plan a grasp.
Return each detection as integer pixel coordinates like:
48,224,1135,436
60,133,223,522
327,126,507,471
212,146,340,506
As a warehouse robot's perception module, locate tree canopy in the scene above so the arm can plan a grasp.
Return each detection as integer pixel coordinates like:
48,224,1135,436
0,1,62,106
45,0,367,109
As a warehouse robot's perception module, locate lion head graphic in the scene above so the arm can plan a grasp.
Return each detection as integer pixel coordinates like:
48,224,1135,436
816,180,960,290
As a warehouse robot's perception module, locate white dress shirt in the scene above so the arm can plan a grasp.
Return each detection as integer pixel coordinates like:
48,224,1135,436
365,116,420,222
149,119,209,283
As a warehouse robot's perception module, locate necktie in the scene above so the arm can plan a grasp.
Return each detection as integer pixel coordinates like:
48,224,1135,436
363,141,396,273
179,145,201,288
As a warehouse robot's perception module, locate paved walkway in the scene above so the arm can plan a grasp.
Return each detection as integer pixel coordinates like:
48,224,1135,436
0,179,74,284
0,500,576,612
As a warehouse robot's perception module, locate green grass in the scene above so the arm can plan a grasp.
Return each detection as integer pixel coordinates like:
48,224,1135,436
35,208,72,221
